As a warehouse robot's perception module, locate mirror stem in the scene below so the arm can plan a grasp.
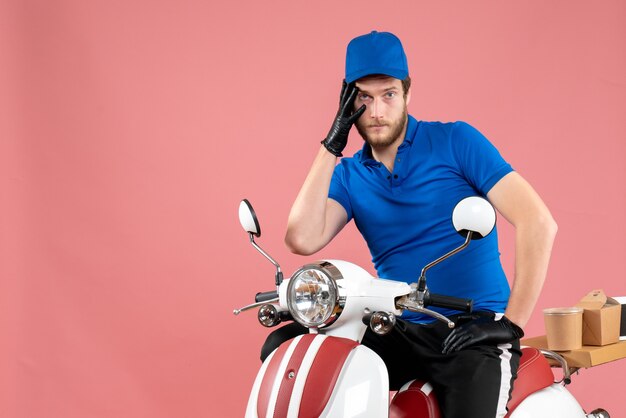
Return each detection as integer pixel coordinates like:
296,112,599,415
275,271,284,287
249,233,283,286
417,232,473,292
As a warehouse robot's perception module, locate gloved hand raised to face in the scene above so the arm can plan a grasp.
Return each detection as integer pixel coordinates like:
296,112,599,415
442,315,524,354
321,80,366,157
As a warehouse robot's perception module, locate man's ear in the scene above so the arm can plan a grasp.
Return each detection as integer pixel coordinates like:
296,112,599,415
405,87,412,106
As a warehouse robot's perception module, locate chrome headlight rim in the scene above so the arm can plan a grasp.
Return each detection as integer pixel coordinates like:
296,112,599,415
287,261,344,329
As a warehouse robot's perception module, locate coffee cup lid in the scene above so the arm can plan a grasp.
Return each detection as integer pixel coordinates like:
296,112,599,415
543,307,583,315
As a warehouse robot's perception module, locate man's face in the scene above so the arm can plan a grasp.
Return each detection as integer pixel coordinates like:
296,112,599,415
353,76,410,149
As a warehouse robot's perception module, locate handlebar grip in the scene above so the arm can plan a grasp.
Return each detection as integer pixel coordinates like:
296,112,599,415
255,290,279,303
425,292,473,313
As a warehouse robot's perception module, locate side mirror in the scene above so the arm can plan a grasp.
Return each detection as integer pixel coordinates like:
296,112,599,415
238,199,283,286
452,196,496,240
239,199,261,237
415,196,497,295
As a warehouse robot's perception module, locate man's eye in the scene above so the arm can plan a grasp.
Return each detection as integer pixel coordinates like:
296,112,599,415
358,94,371,101
385,92,397,98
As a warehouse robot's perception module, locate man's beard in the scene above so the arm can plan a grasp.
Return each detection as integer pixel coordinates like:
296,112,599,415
355,106,408,149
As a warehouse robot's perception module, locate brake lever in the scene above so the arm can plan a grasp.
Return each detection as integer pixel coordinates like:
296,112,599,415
396,296,456,328
233,297,279,315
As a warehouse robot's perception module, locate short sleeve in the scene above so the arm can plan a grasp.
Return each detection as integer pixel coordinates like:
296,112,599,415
450,121,514,194
328,163,353,222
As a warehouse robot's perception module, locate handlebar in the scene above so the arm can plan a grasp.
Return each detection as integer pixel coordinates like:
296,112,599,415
255,290,279,303
424,292,473,313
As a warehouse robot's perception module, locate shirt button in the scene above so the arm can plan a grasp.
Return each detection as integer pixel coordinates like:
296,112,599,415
394,175,398,179
387,175,391,180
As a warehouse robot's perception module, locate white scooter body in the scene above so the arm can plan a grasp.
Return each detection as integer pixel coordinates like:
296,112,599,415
509,384,586,417
246,335,389,418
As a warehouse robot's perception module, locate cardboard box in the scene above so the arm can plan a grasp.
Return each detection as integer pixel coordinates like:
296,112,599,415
613,296,626,341
575,289,621,346
523,335,626,368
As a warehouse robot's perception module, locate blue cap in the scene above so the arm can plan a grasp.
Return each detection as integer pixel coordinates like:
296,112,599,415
345,31,409,83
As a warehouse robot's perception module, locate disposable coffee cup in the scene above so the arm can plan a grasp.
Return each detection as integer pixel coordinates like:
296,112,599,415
543,307,583,351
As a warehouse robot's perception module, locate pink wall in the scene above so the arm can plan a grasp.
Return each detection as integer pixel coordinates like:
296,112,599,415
1,1,625,416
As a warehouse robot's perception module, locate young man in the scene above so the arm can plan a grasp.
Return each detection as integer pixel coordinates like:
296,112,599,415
267,31,557,418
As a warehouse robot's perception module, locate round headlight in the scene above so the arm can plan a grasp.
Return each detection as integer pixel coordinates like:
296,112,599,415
287,262,342,328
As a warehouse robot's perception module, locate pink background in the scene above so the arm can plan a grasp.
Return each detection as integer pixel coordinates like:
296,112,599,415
1,1,625,417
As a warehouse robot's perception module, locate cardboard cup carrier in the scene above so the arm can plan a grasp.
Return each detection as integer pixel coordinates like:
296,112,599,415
543,307,584,351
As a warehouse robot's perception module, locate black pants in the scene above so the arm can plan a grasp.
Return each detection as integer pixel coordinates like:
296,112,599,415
260,312,521,418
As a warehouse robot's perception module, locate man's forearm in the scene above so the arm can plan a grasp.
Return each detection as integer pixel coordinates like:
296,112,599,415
504,218,558,328
285,146,339,255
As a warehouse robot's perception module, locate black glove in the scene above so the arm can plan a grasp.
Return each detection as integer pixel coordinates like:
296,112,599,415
442,315,524,354
321,80,366,157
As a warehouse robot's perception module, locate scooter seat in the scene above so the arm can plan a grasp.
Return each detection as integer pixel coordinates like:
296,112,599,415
389,347,554,417
505,346,554,416
389,380,441,418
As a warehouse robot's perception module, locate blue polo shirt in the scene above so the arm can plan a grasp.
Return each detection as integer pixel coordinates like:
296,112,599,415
329,115,513,322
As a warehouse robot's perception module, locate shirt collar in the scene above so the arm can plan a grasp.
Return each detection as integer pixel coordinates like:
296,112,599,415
358,114,419,163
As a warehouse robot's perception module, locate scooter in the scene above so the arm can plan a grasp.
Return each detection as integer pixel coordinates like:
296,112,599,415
234,196,610,418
